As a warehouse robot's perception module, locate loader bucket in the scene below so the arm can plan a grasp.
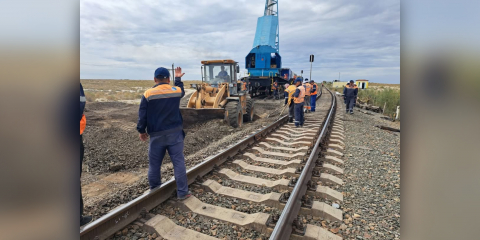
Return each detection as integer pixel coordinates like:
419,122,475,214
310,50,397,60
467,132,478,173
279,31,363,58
180,107,226,128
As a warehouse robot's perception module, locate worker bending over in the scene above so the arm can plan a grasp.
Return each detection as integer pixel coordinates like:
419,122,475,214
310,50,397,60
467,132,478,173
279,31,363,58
285,83,297,123
343,80,358,114
283,83,290,105
137,67,191,200
310,80,318,112
303,79,312,113
293,78,306,127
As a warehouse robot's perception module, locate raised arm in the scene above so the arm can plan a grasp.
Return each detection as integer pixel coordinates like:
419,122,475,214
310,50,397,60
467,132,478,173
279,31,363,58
174,67,185,98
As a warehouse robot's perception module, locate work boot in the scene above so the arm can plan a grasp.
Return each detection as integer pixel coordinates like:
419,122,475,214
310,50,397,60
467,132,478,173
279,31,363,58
288,117,293,123
80,215,93,227
350,111,354,114
177,191,192,200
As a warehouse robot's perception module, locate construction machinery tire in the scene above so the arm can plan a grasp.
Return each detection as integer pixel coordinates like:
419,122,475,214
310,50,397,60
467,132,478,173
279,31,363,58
225,101,243,128
244,98,255,122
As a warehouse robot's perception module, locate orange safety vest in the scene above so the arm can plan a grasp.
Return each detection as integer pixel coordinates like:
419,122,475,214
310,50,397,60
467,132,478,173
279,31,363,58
272,82,278,90
80,114,86,135
304,83,312,96
311,83,318,95
294,86,305,103
285,85,297,105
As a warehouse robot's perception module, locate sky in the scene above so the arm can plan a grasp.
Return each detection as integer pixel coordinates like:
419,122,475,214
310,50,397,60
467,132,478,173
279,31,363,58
80,0,400,83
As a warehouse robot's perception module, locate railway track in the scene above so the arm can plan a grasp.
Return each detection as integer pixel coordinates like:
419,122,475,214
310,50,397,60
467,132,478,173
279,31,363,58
80,87,346,240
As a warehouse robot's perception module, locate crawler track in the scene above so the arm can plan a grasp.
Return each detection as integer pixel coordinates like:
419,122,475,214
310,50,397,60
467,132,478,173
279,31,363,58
80,87,346,240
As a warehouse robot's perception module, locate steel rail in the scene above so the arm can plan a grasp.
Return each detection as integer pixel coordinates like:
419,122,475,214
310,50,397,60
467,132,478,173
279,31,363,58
80,90,327,240
80,114,290,239
269,87,336,240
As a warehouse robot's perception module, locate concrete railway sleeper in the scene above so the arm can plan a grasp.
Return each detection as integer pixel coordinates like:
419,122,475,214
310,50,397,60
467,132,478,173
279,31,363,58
80,88,346,240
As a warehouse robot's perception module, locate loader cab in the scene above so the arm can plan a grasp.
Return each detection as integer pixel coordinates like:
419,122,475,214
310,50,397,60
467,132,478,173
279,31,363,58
201,59,240,96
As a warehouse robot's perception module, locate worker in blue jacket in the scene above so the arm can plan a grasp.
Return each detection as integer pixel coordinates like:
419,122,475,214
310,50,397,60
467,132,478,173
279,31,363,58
309,80,318,112
343,80,358,114
137,67,191,200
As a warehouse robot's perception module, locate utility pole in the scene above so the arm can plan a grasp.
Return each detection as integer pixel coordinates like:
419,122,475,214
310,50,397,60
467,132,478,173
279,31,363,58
309,54,314,81
301,70,303,77
339,72,340,81
171,63,175,86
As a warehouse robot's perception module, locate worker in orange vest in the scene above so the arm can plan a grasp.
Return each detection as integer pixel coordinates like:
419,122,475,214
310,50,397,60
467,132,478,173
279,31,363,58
285,83,297,123
272,80,279,99
310,80,318,112
80,83,92,226
293,78,305,127
303,79,312,113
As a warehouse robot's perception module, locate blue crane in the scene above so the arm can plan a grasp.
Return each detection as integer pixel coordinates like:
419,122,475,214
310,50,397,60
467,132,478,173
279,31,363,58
245,0,293,97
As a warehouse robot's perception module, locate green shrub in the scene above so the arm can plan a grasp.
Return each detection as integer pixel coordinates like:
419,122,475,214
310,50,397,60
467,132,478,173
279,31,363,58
358,88,400,116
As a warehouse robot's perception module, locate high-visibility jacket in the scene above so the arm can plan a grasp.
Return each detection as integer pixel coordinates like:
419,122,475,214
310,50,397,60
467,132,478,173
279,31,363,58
293,86,305,103
137,78,185,135
285,85,297,104
80,114,86,135
311,83,318,95
80,83,86,135
303,83,312,96
272,82,278,90
343,84,358,98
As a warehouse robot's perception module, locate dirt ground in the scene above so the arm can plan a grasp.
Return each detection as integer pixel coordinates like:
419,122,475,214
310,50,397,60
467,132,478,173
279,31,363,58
81,93,286,219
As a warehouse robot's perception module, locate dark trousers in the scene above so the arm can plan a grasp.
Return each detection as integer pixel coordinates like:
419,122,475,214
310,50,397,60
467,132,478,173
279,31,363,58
80,135,84,220
273,90,278,99
288,101,295,118
346,97,355,111
148,131,189,197
310,95,317,111
294,102,305,126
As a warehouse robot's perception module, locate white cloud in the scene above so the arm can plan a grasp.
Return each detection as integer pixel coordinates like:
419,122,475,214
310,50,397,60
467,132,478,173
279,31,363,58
81,0,400,83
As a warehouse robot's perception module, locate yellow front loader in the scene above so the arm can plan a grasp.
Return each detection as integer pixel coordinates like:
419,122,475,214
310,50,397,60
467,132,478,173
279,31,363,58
180,60,255,128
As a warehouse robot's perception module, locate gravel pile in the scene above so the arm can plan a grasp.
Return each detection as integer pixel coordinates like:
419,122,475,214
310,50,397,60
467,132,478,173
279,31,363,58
336,107,400,239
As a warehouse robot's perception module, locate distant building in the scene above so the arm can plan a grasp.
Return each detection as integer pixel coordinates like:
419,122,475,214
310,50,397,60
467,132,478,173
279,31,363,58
356,79,369,89
333,81,348,88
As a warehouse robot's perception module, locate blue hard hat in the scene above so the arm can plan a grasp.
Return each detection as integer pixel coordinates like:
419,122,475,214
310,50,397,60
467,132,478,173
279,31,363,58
294,77,302,83
154,67,170,79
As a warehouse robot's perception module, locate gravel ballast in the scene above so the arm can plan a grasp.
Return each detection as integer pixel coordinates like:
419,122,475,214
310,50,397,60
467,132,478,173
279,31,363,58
336,106,400,240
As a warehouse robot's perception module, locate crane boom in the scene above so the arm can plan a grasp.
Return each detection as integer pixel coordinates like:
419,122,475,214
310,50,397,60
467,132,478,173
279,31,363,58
252,0,279,52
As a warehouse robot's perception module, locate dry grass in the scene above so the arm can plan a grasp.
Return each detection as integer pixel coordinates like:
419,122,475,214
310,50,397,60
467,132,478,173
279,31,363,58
329,82,400,117
369,82,400,87
81,79,201,102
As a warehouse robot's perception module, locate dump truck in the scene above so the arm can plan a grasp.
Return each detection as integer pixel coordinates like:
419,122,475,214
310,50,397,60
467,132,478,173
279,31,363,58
180,60,255,128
